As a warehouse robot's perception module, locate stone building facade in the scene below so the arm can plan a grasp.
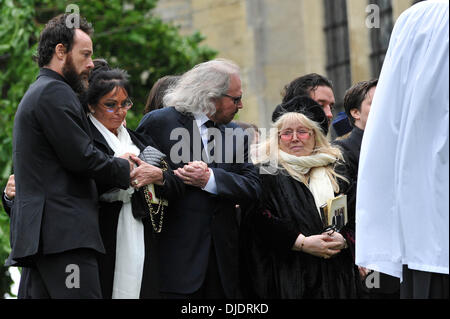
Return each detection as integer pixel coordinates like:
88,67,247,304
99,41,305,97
154,0,420,128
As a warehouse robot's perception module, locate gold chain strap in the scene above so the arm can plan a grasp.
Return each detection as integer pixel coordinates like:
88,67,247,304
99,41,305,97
143,160,168,233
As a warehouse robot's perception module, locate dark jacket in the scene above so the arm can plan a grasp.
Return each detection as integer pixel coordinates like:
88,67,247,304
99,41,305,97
333,126,364,232
137,107,262,298
89,120,185,298
334,127,400,296
7,68,130,267
240,168,357,299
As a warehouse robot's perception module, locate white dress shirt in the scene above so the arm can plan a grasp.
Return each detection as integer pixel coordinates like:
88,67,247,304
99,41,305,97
194,114,218,195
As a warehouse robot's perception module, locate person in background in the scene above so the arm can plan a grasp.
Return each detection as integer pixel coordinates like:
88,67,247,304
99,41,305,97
281,73,335,127
232,120,260,145
332,111,352,141
335,79,400,298
356,0,449,299
241,96,356,299
2,174,14,216
143,75,180,114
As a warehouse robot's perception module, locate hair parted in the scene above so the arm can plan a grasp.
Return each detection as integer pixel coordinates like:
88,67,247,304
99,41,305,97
87,64,131,110
343,79,378,126
36,13,93,67
252,112,346,192
282,73,333,103
163,58,240,116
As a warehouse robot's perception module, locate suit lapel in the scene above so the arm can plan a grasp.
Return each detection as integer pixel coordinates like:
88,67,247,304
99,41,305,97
177,112,205,162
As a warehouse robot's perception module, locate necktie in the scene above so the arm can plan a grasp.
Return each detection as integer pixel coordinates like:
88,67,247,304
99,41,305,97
204,120,217,163
204,120,216,143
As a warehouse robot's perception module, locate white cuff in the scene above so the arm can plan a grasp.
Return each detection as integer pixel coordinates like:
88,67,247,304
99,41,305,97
201,168,218,195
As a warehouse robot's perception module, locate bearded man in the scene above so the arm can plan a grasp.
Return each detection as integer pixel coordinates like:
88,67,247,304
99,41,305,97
6,14,133,298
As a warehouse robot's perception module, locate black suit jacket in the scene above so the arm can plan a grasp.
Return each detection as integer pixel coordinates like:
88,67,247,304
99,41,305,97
333,126,364,232
7,68,130,267
137,107,262,297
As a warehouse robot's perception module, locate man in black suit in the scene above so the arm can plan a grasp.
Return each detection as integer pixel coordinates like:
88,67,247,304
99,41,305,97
137,59,261,298
335,79,400,298
7,14,133,298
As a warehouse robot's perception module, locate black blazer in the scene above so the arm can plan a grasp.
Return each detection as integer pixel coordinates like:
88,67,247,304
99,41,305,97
7,68,130,267
137,107,262,297
333,126,364,232
89,120,185,298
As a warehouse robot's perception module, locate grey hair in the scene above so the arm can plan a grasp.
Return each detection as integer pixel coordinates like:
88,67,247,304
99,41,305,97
252,112,347,192
163,59,240,116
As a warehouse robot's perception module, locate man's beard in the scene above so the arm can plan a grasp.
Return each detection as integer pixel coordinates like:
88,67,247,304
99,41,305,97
62,54,90,96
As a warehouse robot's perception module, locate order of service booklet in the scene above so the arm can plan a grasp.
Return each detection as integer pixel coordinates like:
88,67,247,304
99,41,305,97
319,194,348,230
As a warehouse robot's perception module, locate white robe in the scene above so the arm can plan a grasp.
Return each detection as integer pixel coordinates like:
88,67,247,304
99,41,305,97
355,0,449,280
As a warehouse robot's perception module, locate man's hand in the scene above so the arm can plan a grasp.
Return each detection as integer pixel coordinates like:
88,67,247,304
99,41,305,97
5,174,15,200
174,161,210,188
129,155,164,188
358,266,371,280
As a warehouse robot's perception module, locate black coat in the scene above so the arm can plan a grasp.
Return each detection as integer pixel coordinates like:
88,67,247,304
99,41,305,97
240,168,357,299
333,126,364,233
7,68,130,267
89,121,185,299
333,127,400,296
136,107,262,298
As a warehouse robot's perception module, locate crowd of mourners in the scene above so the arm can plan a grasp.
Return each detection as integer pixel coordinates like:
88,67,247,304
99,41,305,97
2,0,448,299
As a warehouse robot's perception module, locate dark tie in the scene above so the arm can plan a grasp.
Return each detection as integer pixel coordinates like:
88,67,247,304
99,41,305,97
204,120,216,144
204,120,217,163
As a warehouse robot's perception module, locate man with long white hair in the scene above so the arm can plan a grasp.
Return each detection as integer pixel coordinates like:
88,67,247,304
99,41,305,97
356,0,449,298
137,59,261,298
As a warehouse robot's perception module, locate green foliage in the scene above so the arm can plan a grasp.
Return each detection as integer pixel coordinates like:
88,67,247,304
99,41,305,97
0,0,216,298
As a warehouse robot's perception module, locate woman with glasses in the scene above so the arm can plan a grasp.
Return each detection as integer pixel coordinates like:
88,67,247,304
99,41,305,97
86,61,184,298
240,96,356,298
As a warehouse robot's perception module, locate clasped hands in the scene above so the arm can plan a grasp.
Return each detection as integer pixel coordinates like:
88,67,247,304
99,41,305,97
119,153,164,189
174,161,210,188
293,230,347,259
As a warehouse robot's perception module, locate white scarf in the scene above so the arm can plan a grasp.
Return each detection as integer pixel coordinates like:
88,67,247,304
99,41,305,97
279,150,337,215
89,114,144,299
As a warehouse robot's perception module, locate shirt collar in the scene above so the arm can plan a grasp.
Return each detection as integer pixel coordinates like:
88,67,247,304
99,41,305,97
194,113,212,128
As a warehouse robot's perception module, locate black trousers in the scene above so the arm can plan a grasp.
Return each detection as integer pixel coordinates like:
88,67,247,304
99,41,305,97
400,265,449,299
160,244,226,299
18,248,102,299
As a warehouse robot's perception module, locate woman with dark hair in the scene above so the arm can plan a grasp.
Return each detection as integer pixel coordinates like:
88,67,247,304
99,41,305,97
86,61,184,298
241,96,356,299
143,75,180,114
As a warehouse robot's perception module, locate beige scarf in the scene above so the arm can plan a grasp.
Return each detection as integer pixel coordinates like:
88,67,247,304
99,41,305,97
279,150,337,215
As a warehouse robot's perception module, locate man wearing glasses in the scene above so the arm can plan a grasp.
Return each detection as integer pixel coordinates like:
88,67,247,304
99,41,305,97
137,59,261,299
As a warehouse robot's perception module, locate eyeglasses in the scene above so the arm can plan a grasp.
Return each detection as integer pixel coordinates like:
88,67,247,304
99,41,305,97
222,94,242,106
101,98,133,113
279,129,313,141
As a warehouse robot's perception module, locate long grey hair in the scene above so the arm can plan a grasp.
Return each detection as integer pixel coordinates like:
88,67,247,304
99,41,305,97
163,59,240,116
